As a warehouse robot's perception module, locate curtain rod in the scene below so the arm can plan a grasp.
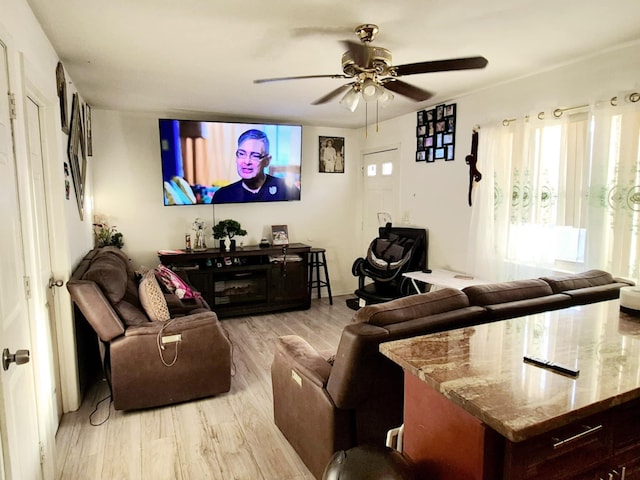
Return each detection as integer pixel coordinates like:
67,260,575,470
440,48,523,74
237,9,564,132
502,92,639,126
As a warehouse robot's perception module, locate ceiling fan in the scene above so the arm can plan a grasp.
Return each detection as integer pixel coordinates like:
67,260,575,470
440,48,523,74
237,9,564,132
254,24,488,110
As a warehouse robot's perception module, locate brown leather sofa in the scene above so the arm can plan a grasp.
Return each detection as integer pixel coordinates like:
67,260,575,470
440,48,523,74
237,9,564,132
67,247,231,410
273,288,485,478
272,269,633,478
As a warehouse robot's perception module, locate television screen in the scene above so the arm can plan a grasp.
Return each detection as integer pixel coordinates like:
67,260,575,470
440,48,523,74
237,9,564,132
159,119,302,205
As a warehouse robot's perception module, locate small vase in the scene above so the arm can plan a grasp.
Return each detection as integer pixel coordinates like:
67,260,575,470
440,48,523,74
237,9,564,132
219,239,226,251
229,239,236,251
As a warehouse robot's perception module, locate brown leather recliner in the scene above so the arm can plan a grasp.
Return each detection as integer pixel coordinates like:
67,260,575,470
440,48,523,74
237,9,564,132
67,247,231,410
271,288,486,478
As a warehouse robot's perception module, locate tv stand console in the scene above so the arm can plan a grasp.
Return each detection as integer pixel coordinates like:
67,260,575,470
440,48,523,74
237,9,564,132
158,243,311,319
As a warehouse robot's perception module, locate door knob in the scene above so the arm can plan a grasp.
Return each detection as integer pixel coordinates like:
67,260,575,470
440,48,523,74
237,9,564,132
2,348,30,371
49,278,64,288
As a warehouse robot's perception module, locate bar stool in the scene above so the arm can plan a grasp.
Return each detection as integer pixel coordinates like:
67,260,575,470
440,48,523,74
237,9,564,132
308,247,333,305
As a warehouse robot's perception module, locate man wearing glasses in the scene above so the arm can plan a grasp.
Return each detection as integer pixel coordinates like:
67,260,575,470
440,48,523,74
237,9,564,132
213,129,300,203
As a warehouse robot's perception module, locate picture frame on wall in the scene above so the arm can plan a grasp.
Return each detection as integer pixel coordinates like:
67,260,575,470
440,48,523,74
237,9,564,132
319,136,344,173
56,62,69,135
85,104,93,156
67,93,86,219
415,102,457,162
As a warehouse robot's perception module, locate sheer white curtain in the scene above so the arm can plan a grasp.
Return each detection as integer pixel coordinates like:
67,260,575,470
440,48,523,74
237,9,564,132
585,100,640,280
468,96,640,282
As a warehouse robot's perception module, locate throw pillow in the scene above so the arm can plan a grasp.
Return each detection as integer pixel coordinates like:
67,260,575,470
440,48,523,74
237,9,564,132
138,270,171,322
155,264,198,299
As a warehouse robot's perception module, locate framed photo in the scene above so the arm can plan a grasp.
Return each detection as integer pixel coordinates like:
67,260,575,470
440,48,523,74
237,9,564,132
85,104,93,156
426,148,434,163
446,145,455,161
319,136,344,173
271,225,289,245
67,93,86,219
416,102,456,163
56,62,69,135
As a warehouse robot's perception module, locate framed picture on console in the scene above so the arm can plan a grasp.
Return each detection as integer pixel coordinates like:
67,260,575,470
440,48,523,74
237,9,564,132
271,225,289,246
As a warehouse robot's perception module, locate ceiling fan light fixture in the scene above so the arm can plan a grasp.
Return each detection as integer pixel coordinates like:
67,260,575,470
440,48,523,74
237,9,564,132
378,89,394,107
340,87,360,112
361,78,382,102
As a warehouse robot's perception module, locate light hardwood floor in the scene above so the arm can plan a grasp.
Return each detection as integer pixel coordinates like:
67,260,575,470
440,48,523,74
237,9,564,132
55,296,354,480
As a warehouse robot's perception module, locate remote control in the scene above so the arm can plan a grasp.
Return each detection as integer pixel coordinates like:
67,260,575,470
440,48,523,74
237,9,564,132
523,356,579,378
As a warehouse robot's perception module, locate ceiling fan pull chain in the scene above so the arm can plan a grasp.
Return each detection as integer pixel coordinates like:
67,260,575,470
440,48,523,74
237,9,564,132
365,102,368,138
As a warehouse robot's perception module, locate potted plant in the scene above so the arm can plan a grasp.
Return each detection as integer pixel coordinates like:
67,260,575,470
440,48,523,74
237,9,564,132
212,219,247,251
93,215,125,249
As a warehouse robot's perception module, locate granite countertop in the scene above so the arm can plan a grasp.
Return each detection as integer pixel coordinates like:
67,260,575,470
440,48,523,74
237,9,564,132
380,300,640,442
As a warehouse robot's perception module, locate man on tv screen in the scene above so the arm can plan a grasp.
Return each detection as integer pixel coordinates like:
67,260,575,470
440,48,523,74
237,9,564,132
213,129,300,203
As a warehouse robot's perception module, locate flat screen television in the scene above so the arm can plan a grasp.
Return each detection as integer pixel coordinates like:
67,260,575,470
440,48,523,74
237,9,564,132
159,119,302,205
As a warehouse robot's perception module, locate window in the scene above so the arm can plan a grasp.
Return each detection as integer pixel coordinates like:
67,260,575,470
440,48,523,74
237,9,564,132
469,103,640,281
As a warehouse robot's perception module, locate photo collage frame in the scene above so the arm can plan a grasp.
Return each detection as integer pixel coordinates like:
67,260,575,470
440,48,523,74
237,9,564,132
416,103,456,162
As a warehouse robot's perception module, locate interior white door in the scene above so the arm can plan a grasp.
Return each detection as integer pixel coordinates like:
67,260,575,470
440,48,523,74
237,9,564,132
25,94,62,457
0,40,43,480
361,147,399,251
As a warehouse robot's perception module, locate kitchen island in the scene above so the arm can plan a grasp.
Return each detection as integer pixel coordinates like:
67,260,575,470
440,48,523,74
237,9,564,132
380,300,640,479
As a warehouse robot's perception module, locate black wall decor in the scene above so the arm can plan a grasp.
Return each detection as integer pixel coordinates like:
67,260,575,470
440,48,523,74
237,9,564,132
416,103,456,162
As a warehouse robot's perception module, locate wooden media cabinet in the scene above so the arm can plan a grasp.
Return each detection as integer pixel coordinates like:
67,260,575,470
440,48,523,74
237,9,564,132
158,243,311,318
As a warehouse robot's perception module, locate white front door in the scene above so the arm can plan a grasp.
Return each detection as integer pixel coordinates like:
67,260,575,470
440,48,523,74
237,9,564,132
361,147,399,251
0,40,43,480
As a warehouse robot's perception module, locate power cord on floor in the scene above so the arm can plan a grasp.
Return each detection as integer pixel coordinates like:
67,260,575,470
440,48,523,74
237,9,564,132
89,393,113,426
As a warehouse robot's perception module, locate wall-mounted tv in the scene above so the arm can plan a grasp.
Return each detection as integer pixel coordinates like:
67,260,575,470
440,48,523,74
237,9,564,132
159,119,302,205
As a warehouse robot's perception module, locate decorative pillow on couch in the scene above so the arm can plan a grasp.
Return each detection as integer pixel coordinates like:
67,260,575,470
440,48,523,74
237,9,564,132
154,264,198,299
138,270,171,322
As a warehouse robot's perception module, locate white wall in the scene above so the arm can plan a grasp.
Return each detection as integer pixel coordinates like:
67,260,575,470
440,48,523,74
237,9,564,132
91,110,365,295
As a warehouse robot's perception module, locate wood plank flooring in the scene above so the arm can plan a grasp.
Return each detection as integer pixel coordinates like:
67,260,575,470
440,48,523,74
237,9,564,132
55,296,354,480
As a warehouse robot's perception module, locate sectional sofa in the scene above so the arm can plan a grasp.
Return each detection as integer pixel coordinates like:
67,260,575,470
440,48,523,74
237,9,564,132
271,269,633,478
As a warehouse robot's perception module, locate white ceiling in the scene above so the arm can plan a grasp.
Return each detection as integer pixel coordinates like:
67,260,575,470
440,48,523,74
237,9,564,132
26,0,640,129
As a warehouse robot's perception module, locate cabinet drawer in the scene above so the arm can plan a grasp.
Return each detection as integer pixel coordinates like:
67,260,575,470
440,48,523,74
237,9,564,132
613,400,640,450
504,414,612,480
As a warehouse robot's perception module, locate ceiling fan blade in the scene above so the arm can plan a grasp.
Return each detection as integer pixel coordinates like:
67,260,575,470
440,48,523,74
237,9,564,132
382,79,434,102
393,56,488,76
254,74,348,84
311,84,354,105
341,40,371,68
